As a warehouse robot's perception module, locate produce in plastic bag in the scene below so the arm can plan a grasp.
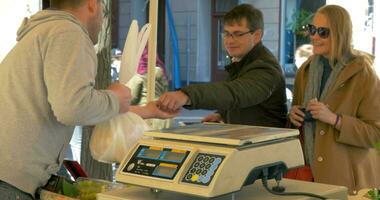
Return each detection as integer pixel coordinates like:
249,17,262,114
90,20,151,163
90,112,149,163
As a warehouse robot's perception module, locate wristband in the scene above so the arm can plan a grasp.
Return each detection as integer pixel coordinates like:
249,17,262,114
333,114,341,129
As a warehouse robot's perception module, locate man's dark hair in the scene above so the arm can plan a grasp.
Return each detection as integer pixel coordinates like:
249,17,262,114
49,0,86,9
223,4,264,31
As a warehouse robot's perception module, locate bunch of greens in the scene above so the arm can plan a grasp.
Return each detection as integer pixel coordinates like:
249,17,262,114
367,142,380,200
368,188,380,200
376,142,380,153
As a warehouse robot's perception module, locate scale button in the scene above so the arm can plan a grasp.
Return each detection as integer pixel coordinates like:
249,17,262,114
126,163,135,172
186,174,192,180
196,169,202,174
194,162,200,168
190,168,196,173
202,176,211,184
206,164,211,169
201,170,208,175
204,157,209,162
191,175,199,182
197,156,204,162
206,171,213,177
214,158,222,164
200,163,206,168
209,157,215,163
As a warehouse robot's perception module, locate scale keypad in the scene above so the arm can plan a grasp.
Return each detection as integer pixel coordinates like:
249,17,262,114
182,153,224,186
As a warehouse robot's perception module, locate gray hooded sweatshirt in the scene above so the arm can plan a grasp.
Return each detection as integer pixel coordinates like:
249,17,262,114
0,10,119,196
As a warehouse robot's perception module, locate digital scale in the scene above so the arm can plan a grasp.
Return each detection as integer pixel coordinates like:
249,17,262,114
98,123,348,199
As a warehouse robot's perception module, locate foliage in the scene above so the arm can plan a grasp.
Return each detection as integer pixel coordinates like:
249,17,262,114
368,188,380,200
287,9,314,48
287,9,314,34
367,143,380,200
375,142,380,153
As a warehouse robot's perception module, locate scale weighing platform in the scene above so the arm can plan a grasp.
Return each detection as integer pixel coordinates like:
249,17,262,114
98,123,348,199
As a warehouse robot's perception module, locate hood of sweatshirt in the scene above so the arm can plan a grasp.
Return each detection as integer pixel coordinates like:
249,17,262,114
16,9,88,41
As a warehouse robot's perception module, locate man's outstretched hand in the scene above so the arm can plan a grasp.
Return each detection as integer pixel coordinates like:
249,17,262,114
145,101,181,119
130,101,181,119
157,91,189,112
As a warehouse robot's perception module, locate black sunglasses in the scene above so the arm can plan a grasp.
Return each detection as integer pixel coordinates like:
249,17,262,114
307,24,330,39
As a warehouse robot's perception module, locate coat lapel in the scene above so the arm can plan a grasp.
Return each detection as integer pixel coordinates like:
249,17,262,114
325,60,363,98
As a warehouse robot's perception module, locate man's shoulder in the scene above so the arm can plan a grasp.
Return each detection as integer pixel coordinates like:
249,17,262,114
239,57,284,81
45,20,84,36
27,16,85,44
242,58,281,73
245,45,280,68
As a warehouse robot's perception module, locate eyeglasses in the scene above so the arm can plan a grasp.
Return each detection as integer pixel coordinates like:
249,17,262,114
222,31,253,40
307,24,330,39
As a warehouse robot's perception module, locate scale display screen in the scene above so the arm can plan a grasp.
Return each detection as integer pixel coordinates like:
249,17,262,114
139,148,161,159
163,151,185,162
122,145,190,180
153,163,178,178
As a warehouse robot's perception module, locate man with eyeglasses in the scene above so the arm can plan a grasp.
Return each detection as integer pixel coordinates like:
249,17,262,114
158,4,287,127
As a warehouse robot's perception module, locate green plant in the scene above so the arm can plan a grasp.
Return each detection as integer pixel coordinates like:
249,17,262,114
375,142,380,153
287,9,314,35
368,188,380,200
366,143,380,200
287,9,314,48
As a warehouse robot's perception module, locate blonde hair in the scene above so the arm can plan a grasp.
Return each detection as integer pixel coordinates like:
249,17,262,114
316,5,373,67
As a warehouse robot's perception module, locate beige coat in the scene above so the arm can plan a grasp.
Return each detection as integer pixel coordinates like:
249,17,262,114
293,55,380,194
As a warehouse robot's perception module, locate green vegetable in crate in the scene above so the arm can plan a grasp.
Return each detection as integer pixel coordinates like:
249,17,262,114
76,180,108,200
62,178,79,198
367,188,379,200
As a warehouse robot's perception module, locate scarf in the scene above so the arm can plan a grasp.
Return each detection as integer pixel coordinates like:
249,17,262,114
302,55,344,165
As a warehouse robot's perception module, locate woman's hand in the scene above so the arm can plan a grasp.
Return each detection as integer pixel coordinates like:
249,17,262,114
307,99,337,126
289,105,305,127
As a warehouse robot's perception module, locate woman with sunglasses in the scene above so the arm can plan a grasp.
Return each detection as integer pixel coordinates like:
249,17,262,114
288,5,380,194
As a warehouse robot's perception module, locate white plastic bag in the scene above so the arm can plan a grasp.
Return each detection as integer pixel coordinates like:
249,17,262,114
90,112,149,163
119,21,151,84
90,20,151,163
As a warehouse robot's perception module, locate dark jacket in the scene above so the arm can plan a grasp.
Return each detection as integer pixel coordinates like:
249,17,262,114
181,42,287,127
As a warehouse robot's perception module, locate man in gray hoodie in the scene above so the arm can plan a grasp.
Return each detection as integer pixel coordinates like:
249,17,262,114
0,0,176,199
